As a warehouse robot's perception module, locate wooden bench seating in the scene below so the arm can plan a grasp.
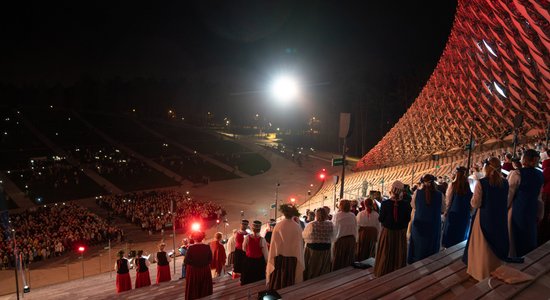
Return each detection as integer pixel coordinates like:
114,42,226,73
456,241,550,300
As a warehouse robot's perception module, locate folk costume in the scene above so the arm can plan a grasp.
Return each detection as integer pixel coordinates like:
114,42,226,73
442,179,473,248
374,181,411,277
356,208,380,260
302,217,333,280
241,221,268,285
232,220,249,277
540,158,550,245
156,247,171,283
408,176,443,264
114,256,132,293
225,230,237,266
463,177,510,281
210,238,227,277
508,164,544,257
185,242,213,300
332,204,358,271
266,218,304,290
134,254,151,288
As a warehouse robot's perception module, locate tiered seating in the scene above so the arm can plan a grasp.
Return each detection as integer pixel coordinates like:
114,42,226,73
23,108,178,192
457,241,550,299
12,241,549,299
81,112,238,183
142,119,271,176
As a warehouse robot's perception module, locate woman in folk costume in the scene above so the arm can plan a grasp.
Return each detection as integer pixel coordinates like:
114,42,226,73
540,150,550,245
408,174,443,264
442,166,473,248
463,157,511,281
114,250,132,293
155,243,171,283
241,220,268,285
373,181,412,277
507,149,544,257
225,229,237,267
185,231,213,300
302,207,333,280
332,200,358,271
232,219,249,279
209,232,227,278
266,204,304,290
134,250,151,288
356,198,381,260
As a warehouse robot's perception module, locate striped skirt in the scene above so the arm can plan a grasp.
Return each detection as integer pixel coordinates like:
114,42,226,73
332,235,356,271
357,226,378,261
268,255,297,290
304,246,331,280
373,227,407,277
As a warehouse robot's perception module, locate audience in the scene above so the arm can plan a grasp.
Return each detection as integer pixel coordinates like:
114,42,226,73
97,190,224,233
0,203,123,268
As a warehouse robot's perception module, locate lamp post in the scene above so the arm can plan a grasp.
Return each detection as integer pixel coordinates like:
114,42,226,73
78,246,85,279
274,182,280,220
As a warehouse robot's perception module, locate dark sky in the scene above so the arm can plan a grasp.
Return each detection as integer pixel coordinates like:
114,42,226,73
1,1,457,86
1,1,457,154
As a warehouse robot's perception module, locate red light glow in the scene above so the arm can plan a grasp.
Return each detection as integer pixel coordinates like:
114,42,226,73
191,222,201,231
78,246,85,253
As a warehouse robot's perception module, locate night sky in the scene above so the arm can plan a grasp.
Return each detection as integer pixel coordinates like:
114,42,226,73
1,0,457,155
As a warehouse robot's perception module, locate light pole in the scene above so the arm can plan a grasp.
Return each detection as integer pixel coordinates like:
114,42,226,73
78,246,85,279
274,182,280,220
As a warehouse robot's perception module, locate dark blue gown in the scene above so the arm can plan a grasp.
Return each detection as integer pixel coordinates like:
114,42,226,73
511,168,544,257
462,178,510,264
408,188,443,264
442,188,472,248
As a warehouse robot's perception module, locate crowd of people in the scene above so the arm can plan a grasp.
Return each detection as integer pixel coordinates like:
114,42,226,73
8,158,89,200
97,190,225,233
0,203,124,269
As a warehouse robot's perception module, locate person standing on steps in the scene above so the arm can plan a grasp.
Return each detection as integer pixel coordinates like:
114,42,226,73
155,243,171,283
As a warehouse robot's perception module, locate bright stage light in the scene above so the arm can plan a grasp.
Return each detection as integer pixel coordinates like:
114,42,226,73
270,76,299,102
191,222,201,232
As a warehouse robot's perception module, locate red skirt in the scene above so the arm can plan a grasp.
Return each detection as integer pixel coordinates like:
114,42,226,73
116,273,132,293
185,265,213,300
156,264,171,283
135,270,151,288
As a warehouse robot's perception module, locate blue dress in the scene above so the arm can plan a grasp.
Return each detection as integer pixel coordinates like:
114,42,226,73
442,188,472,248
462,178,510,265
408,188,443,264
511,168,544,257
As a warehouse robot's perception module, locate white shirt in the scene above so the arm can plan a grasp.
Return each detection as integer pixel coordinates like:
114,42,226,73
332,211,358,242
356,210,380,228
